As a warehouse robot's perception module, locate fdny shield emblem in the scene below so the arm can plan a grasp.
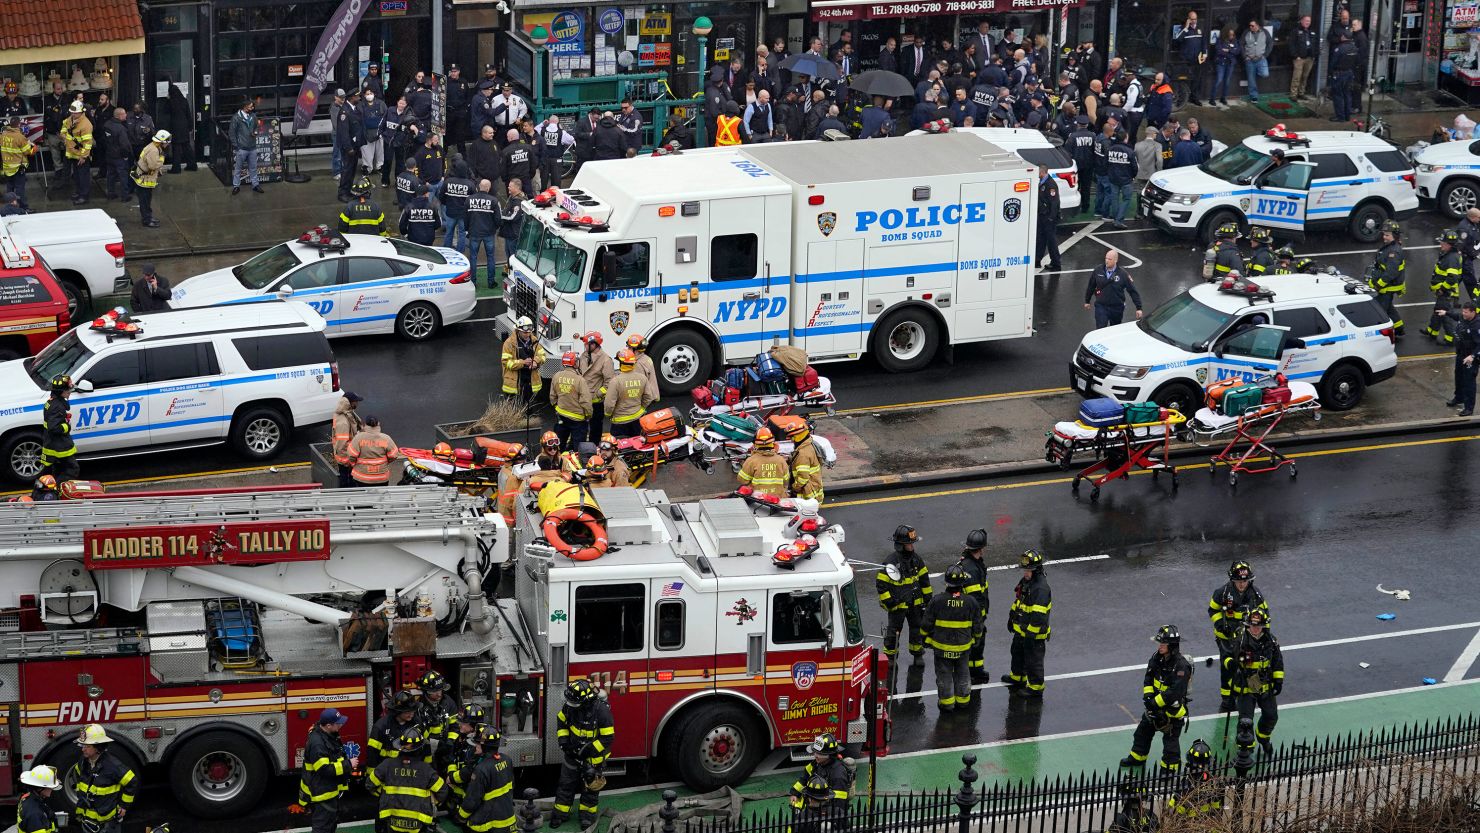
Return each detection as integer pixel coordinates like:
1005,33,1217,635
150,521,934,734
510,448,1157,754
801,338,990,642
791,661,818,690
609,311,630,335
1003,198,1022,222
1195,367,1209,384
817,212,837,237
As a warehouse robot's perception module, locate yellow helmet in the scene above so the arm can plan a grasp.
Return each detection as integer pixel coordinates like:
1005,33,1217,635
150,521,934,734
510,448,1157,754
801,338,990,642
20,765,61,790
433,441,455,462
77,724,114,746
617,348,637,369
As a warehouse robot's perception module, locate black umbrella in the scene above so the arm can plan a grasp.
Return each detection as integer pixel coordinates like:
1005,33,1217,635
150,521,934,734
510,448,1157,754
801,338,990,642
847,69,914,99
778,52,841,82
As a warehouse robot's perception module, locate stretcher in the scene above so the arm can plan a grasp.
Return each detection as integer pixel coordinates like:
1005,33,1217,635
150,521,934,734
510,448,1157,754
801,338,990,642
1044,409,1186,501
1190,380,1321,487
687,377,837,424
692,425,838,473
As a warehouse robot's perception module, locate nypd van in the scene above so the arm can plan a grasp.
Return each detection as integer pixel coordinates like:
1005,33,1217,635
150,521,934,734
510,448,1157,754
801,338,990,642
1413,138,1480,218
1070,273,1398,414
497,132,1039,395
1140,130,1417,244
0,302,341,482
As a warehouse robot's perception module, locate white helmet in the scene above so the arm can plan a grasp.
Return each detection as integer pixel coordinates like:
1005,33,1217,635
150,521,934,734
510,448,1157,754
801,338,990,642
77,723,113,746
153,129,172,144
20,765,61,790
68,100,86,114
515,316,535,332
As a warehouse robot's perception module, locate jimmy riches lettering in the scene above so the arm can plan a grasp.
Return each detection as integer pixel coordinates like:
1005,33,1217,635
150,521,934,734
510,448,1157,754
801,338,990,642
781,695,839,721
855,202,990,234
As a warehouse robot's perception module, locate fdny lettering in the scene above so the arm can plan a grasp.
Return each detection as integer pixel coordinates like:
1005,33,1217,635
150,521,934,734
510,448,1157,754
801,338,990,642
57,700,118,724
73,402,142,428
509,148,530,166
713,297,787,323
854,203,989,233
729,160,771,178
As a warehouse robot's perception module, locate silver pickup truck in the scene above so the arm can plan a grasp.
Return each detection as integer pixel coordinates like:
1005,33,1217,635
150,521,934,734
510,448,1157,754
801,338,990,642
2,209,127,318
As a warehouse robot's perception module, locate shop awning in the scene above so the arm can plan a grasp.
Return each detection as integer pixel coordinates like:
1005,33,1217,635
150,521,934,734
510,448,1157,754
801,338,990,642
812,0,1086,22
0,0,145,64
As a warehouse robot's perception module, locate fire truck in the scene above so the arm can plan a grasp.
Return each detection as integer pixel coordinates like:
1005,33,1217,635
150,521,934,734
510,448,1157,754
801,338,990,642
0,484,884,820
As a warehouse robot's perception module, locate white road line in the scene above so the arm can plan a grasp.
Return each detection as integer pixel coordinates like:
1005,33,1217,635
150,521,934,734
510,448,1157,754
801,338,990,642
1086,233,1145,268
1442,625,1480,683
1059,219,1106,252
889,619,1480,701
1087,226,1158,236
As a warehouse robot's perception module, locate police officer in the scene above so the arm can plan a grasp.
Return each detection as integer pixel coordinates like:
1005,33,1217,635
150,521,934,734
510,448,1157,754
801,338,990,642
299,708,354,833
1330,33,1359,123
1105,130,1138,228
1368,220,1406,337
467,179,501,287
1211,222,1246,281
551,351,593,450
1457,208,1480,300
1272,246,1297,274
338,176,386,235
1067,115,1097,209
1121,625,1193,774
42,374,81,481
552,679,615,829
1226,609,1284,757
955,530,991,684
1167,740,1222,819
1246,226,1277,276
923,564,983,711
1003,549,1052,697
878,525,932,671
439,161,475,254
1208,560,1271,711
399,185,440,245
1427,230,1464,343
16,766,61,833
71,724,138,833
1449,303,1480,416
1084,249,1144,329
366,689,422,769
605,349,656,438
1036,165,1062,272
458,725,516,833
444,65,472,154
368,727,447,833
536,114,574,190
335,89,365,202
788,733,851,825
738,427,789,499
395,160,422,209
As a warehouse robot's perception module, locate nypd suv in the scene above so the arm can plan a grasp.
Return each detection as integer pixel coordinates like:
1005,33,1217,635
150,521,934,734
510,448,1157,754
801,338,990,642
1141,130,1417,244
1413,138,1480,218
1070,273,1398,414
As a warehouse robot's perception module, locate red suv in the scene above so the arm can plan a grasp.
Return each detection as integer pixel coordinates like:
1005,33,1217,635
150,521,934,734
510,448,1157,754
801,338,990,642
0,236,70,363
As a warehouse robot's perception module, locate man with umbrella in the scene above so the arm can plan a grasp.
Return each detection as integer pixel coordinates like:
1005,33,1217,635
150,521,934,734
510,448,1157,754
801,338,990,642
778,51,841,92
852,69,912,137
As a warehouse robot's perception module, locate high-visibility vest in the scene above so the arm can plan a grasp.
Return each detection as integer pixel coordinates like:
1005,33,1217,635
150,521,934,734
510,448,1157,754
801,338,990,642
715,115,742,146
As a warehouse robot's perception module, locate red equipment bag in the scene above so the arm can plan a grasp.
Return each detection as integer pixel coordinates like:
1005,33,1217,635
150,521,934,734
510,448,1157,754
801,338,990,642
691,385,716,409
1262,385,1292,405
793,366,821,395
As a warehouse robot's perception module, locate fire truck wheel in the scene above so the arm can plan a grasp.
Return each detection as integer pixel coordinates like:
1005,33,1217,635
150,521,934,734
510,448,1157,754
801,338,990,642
663,702,765,791
1,429,45,484
871,307,938,374
168,731,270,819
648,329,714,397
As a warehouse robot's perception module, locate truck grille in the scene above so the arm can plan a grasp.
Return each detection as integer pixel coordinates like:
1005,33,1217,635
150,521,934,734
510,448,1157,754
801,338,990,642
509,278,539,324
1076,346,1115,377
1141,182,1171,209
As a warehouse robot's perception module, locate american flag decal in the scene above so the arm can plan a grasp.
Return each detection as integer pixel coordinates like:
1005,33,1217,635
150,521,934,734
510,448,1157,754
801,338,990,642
662,581,684,597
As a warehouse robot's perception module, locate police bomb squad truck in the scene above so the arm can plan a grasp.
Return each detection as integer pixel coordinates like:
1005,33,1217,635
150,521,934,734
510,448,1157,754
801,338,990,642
497,132,1041,394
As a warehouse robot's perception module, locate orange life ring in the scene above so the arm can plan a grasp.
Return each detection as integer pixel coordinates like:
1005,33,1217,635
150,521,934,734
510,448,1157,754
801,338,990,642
542,507,609,561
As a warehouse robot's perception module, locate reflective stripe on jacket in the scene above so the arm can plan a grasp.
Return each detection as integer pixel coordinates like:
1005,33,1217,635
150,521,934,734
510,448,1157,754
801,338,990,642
70,752,137,823
348,427,400,483
299,725,351,805
1008,573,1052,639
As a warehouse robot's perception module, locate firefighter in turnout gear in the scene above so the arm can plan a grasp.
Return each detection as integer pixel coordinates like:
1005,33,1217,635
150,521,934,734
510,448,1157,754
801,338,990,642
788,733,851,826
1211,223,1244,280
16,766,61,833
1121,625,1194,774
368,727,447,833
877,525,932,666
442,703,488,803
459,725,516,833
1003,549,1052,696
1226,609,1284,756
416,670,460,746
551,352,593,450
1428,230,1464,343
605,349,657,439
1167,740,1223,819
367,689,423,768
738,427,789,500
1208,560,1270,710
339,176,387,235
502,316,547,402
578,333,614,445
956,529,991,684
784,417,824,503
300,708,354,833
42,374,81,481
787,774,835,833
552,679,615,829
923,564,984,710
1367,220,1407,336
1272,246,1297,275
625,334,658,391
1106,779,1157,833
1245,227,1277,276
70,724,138,833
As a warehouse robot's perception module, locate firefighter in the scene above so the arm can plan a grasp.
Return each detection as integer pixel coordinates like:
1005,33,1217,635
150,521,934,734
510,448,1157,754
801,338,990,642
442,703,487,804
1428,230,1464,343
1272,246,1297,275
1106,780,1157,833
584,455,618,488
71,724,138,833
787,774,834,833
338,176,387,235
625,333,658,390
786,418,824,503
501,316,546,403
368,727,447,833
416,670,460,746
604,349,656,439
331,391,365,488
1367,220,1406,337
953,530,991,684
552,351,593,451
1167,740,1222,819
299,708,354,833
923,564,983,711
877,525,931,668
1003,549,1052,697
1211,222,1244,280
552,679,614,829
578,332,614,445
1227,609,1283,756
1245,226,1277,276
42,374,81,481
1208,560,1270,710
598,436,631,487
347,416,400,487
458,725,516,833
17,766,61,833
738,427,789,499
529,432,569,488
367,689,421,769
788,733,851,824
1120,625,1193,774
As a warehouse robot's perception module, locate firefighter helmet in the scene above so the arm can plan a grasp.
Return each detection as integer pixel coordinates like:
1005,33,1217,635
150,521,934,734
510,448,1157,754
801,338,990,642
540,430,560,450
561,351,579,368
753,427,777,452
1186,739,1213,768
35,474,57,491
69,101,86,114
586,455,608,475
625,333,647,352
416,670,449,692
1019,548,1045,570
1215,222,1240,240
49,374,74,393
803,774,832,801
1382,220,1402,238
616,348,637,369
351,176,372,197
76,724,113,746
515,316,535,332
388,689,419,714
393,726,428,755
153,129,172,144
433,442,455,462
944,564,971,589
892,525,920,545
1154,624,1181,646
458,703,488,725
1245,609,1269,628
1228,560,1254,581
1439,229,1461,247
1248,226,1272,244
475,724,502,750
964,528,988,550
1274,246,1295,261
19,766,61,790
502,443,526,461
565,678,598,708
806,732,841,756
583,331,603,346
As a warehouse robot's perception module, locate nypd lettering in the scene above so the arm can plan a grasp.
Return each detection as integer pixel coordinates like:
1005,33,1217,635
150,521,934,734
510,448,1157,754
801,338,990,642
854,202,989,241
73,401,142,428
713,296,787,323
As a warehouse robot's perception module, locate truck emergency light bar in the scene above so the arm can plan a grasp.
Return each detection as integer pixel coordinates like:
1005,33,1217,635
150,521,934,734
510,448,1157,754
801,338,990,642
91,306,142,340
0,232,36,269
1264,125,1311,148
1218,275,1276,302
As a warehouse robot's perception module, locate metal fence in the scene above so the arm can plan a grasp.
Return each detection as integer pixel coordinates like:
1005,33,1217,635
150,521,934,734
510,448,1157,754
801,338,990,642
662,713,1480,833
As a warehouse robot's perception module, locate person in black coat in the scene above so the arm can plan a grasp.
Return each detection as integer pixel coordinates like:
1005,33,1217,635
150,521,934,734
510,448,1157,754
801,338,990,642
591,113,624,160
877,37,899,75
130,264,172,312
499,130,534,197
100,108,131,200
399,187,439,244
1084,249,1143,328
659,115,694,149
573,108,599,174
1035,166,1062,272
469,125,501,188
335,90,365,201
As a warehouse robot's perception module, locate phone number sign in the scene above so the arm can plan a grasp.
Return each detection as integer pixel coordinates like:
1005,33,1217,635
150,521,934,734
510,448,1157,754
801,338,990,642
84,520,332,570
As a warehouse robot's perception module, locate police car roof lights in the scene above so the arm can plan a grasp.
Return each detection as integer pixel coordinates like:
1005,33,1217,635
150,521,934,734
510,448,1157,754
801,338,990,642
1264,125,1311,148
1218,275,1276,302
298,225,350,258
771,535,819,570
554,211,610,233
90,306,142,340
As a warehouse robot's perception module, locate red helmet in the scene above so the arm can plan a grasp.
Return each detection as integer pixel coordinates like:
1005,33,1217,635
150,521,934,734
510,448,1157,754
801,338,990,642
626,333,647,352
616,349,637,369
583,331,603,346
561,351,579,368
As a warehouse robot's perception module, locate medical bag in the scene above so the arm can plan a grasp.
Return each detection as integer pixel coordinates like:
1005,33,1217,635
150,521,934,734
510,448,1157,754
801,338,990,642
1262,385,1292,406
724,367,748,391
691,386,715,409
1219,385,1265,417
1078,397,1126,428
767,414,809,442
753,353,787,382
1203,378,1244,408
640,407,683,443
1123,402,1163,425
793,366,821,395
770,345,811,376
709,413,760,442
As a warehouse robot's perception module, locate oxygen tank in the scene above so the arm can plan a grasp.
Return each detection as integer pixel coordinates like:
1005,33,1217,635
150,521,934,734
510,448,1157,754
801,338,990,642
1202,245,1217,281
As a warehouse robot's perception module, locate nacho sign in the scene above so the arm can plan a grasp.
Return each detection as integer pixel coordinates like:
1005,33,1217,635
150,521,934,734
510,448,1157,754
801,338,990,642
84,520,332,569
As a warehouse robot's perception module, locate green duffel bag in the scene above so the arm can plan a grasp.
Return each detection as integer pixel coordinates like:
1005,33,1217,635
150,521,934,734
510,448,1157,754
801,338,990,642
709,412,759,441
1220,385,1265,417
1123,402,1162,424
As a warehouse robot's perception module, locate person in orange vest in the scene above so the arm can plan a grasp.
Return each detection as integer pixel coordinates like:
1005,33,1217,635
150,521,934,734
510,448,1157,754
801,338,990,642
330,391,365,487
715,101,743,147
346,415,400,486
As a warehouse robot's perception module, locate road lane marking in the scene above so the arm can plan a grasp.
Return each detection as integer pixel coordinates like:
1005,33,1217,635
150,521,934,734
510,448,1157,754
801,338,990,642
831,387,1070,416
1086,233,1145,268
1442,625,1480,683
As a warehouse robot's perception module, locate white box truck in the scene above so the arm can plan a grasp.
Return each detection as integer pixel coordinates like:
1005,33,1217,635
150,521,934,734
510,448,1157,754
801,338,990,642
497,132,1040,394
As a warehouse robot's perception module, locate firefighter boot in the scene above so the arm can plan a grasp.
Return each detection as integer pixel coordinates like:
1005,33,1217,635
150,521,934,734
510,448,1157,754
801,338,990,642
911,651,925,668
550,813,569,829
1119,754,1145,770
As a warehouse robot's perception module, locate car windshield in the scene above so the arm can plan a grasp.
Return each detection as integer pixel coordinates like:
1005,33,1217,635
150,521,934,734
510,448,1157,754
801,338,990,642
388,238,447,265
231,243,303,290
26,330,93,389
1201,144,1270,184
516,217,588,294
1140,292,1235,352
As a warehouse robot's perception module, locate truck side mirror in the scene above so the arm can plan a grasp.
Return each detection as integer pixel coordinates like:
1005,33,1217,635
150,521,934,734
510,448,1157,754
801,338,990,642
595,249,617,291
817,592,834,651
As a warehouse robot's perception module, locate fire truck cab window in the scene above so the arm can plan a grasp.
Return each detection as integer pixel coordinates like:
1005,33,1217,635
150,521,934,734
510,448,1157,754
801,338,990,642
655,600,684,650
772,590,830,645
595,243,650,291
574,583,645,654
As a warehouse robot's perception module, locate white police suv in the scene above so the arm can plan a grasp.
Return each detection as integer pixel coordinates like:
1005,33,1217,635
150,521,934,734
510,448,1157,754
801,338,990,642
1070,273,1398,414
0,302,341,482
1413,138,1480,218
171,227,475,341
1141,129,1417,244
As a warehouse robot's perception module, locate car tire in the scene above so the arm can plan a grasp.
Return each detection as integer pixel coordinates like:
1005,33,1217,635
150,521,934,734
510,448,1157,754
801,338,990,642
396,301,441,341
1440,179,1480,220
167,731,270,819
1201,209,1243,246
1348,203,1390,244
648,328,714,397
872,306,939,373
230,407,289,460
1319,363,1366,411
58,280,90,324
1151,380,1201,415
2,430,46,484
662,702,766,792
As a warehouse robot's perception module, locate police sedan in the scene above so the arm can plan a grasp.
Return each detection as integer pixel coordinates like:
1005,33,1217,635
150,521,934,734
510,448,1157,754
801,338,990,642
170,228,475,341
